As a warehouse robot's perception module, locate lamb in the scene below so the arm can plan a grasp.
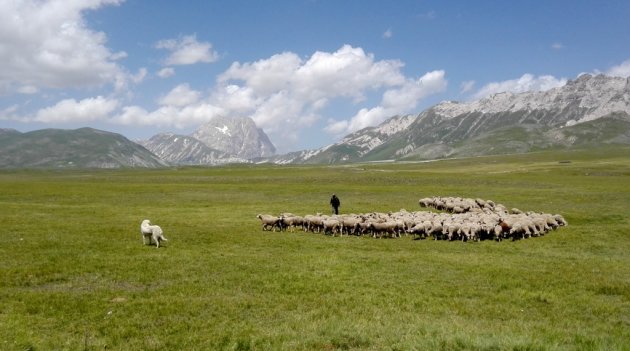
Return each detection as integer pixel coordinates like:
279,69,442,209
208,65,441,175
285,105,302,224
140,219,168,248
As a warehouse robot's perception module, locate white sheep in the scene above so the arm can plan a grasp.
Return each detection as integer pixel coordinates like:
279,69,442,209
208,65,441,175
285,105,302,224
257,214,282,232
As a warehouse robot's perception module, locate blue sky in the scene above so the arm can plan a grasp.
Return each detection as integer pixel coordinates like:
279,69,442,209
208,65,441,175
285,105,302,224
1,0,629,153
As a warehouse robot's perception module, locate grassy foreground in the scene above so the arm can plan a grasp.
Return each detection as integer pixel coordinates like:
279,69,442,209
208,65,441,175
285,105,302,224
1,147,629,350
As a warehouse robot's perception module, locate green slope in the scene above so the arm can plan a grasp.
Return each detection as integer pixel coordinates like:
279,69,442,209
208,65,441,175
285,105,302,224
0,127,166,168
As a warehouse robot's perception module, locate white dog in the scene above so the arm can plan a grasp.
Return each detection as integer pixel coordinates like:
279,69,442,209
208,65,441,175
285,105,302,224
141,219,168,248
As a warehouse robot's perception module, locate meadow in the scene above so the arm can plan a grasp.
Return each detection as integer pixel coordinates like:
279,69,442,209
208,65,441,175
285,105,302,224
1,146,629,350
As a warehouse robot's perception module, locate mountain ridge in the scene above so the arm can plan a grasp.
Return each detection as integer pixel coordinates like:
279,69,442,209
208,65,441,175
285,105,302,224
267,73,630,164
0,127,167,168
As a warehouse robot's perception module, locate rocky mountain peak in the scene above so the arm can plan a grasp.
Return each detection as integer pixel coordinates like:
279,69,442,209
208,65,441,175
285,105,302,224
192,116,276,159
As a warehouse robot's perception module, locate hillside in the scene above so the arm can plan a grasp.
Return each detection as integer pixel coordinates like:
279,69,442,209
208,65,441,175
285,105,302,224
0,128,167,168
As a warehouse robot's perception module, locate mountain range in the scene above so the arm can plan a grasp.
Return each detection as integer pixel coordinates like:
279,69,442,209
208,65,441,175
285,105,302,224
268,74,630,163
1,74,629,168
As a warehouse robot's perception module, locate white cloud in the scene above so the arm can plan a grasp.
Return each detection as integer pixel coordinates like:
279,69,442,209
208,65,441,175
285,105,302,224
130,68,147,84
157,67,175,78
156,35,218,65
34,96,119,123
105,45,445,151
0,105,19,121
383,28,393,39
327,70,447,135
113,103,225,129
158,84,201,107
0,0,125,94
18,86,39,95
219,52,301,96
471,74,567,100
460,80,475,94
294,45,406,102
214,45,414,143
606,59,630,77
110,51,128,60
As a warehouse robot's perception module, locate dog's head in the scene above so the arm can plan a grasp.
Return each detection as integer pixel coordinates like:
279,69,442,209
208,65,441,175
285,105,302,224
141,219,151,226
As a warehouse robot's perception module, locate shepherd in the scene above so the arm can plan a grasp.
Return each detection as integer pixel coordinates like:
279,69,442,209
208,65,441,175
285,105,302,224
330,194,341,215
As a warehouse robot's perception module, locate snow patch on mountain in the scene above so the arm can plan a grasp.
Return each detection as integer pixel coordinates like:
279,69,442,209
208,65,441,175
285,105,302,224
433,74,630,125
215,125,231,136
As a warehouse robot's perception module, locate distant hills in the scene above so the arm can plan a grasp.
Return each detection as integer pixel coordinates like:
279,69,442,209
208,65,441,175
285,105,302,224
0,128,166,168
1,74,629,168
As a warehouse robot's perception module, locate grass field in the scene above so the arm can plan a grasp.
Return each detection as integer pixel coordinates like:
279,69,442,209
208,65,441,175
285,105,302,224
1,146,629,350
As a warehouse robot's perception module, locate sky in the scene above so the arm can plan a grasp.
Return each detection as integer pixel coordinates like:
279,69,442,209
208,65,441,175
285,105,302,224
1,0,630,153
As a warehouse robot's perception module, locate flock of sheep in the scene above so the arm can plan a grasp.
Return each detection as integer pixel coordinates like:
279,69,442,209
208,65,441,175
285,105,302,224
256,196,567,242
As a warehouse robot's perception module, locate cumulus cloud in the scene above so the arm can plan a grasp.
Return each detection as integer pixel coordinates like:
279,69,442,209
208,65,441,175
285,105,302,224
470,74,567,100
113,103,225,129
103,44,444,151
156,35,218,65
212,44,426,143
0,0,125,94
157,67,175,78
34,96,120,123
158,84,201,107
130,68,148,84
606,59,630,77
460,80,475,94
327,70,447,135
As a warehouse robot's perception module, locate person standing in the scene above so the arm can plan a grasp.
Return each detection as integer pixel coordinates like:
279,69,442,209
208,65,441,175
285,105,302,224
330,194,340,215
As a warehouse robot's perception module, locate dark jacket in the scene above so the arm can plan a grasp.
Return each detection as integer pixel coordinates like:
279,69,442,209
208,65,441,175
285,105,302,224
330,195,340,208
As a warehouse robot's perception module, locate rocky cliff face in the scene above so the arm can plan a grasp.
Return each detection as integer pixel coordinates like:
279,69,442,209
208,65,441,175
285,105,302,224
139,133,248,165
191,116,276,159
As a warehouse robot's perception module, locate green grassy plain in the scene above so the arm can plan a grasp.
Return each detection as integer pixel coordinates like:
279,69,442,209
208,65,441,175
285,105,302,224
1,147,629,350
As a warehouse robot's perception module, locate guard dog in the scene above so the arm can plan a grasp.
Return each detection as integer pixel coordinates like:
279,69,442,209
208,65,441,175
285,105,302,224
140,219,168,248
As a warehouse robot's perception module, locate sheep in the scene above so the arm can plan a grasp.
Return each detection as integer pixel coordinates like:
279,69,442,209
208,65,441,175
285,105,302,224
140,219,168,248
428,220,445,240
280,215,305,232
408,220,432,239
339,216,363,236
367,221,398,238
322,218,341,236
255,196,566,243
554,214,568,227
257,214,282,232
304,214,325,233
